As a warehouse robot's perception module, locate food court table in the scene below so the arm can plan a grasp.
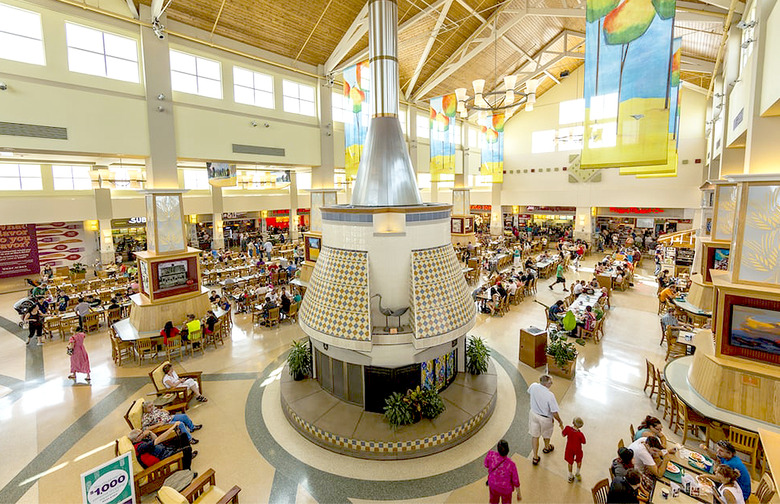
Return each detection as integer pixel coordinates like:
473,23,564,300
664,356,780,435
672,296,712,327
112,307,229,343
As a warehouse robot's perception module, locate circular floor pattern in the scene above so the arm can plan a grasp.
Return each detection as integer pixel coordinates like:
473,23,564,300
246,350,531,502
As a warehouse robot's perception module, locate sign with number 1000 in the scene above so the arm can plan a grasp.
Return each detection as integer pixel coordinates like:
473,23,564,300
80,452,135,504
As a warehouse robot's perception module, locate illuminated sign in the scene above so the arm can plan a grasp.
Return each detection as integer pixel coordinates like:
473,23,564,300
608,207,664,214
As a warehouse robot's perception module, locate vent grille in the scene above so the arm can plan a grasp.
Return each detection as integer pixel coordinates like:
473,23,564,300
0,122,67,139
232,144,285,156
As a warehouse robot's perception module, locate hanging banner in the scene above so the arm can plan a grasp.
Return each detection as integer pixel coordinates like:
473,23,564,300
36,222,91,268
582,0,676,169
0,224,39,278
480,114,504,183
343,61,370,181
429,94,458,182
206,162,237,187
621,37,682,177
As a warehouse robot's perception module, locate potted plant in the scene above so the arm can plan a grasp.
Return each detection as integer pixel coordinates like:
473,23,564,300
383,386,446,428
384,391,414,427
287,339,311,381
69,262,87,281
466,335,490,375
546,330,577,379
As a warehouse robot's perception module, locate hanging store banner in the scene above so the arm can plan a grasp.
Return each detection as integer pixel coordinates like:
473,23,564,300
0,224,39,278
582,0,676,169
429,94,458,182
343,61,370,181
36,222,90,269
206,162,237,187
480,114,504,183
621,37,682,178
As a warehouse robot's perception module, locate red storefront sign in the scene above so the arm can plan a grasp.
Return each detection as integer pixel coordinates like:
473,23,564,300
609,207,664,214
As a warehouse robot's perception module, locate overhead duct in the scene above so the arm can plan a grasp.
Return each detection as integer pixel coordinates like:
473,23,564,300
350,0,422,207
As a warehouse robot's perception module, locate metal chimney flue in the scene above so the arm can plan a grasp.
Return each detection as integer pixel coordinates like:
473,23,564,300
350,0,423,207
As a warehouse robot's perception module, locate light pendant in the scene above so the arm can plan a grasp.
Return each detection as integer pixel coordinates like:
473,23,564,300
455,87,467,101
460,109,468,118
472,79,485,95
457,102,465,113
505,90,514,104
503,75,517,92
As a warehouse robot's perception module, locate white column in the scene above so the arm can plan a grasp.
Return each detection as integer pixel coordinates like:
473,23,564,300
289,171,299,241
574,207,593,244
95,188,115,266
211,185,224,250
314,72,335,189
489,182,502,236
456,121,469,188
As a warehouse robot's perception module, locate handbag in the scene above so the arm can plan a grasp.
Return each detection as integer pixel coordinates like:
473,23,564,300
66,346,73,356
486,457,507,485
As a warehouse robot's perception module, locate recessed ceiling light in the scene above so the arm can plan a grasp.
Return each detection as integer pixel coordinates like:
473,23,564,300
0,151,13,157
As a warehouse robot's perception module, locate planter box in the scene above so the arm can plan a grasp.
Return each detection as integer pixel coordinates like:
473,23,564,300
70,272,86,281
546,354,576,380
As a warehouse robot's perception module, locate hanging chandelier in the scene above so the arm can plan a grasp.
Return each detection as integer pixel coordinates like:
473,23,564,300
454,77,539,120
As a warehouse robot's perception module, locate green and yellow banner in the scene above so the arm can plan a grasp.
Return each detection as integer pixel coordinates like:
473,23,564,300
429,94,458,182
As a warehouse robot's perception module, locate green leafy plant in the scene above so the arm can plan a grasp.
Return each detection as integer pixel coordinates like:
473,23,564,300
546,330,577,369
384,391,414,427
419,387,446,419
287,339,311,380
466,335,490,375
69,262,87,274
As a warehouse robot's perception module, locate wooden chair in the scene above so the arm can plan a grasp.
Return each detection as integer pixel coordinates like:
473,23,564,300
187,328,205,357
643,359,657,396
165,336,185,361
591,478,610,504
83,312,101,333
654,367,667,411
618,438,625,449
728,426,760,478
283,302,299,324
629,424,636,440
251,306,265,324
106,307,123,325
676,400,710,445
135,338,158,365
663,381,679,429
751,473,776,504
111,330,134,366
263,307,280,327
114,437,184,498
43,316,61,340
664,328,689,361
123,398,184,430
148,361,203,411
158,469,241,504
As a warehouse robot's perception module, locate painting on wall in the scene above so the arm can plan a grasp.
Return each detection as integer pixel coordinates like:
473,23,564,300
720,293,780,365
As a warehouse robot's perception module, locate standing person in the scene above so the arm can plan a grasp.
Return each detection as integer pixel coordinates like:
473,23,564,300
549,260,568,292
24,304,45,346
263,239,274,261
484,439,521,503
562,417,586,482
528,374,564,465
67,327,91,382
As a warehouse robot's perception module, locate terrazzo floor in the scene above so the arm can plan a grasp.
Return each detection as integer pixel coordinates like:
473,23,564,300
0,254,772,503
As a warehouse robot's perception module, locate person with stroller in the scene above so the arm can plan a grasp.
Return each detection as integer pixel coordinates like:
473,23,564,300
24,303,45,346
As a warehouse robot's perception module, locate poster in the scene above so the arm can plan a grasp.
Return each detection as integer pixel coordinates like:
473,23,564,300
157,260,188,290
36,222,90,268
206,162,237,187
80,452,135,504
480,114,504,183
343,61,370,181
0,224,39,278
582,0,676,168
429,94,458,182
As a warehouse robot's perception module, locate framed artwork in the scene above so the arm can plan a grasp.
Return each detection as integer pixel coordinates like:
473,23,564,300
719,293,780,365
451,218,463,234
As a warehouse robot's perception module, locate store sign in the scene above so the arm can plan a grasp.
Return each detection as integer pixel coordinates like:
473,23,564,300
0,224,39,278
80,452,135,504
526,206,576,213
470,205,491,212
609,207,664,214
296,208,310,215
271,209,290,216
112,218,146,228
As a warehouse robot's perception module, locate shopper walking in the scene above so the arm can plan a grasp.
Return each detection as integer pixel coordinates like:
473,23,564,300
528,374,564,465
67,327,91,382
484,439,521,503
24,304,45,346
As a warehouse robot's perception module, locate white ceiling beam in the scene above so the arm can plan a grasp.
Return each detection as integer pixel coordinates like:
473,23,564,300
681,55,716,73
412,2,526,100
405,0,454,99
454,0,486,23
325,3,368,73
332,0,449,73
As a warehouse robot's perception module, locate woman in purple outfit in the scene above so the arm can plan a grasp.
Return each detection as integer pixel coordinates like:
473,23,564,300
484,439,521,503
67,327,91,383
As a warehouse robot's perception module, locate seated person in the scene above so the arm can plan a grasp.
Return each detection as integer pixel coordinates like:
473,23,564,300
162,363,207,402
160,321,180,344
280,291,291,315
699,440,752,501
141,400,202,443
627,436,676,478
292,289,302,304
208,290,220,303
85,294,102,309
548,300,565,321
606,469,641,504
633,415,668,448
262,296,278,319
572,281,584,296
127,425,196,471
202,310,218,335
660,308,690,336
657,270,672,288
611,447,635,478
505,280,518,297
107,297,121,310
55,289,70,313
578,305,597,336
658,285,677,303
487,293,500,315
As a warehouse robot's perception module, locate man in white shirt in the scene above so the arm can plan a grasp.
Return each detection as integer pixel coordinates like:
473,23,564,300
263,240,273,260
573,281,584,296
527,374,564,465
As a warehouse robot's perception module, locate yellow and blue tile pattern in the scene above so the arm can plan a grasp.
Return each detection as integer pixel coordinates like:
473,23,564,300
410,245,475,339
300,246,371,341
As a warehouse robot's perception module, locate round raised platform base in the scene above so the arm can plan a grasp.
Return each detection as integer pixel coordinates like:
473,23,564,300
280,361,497,459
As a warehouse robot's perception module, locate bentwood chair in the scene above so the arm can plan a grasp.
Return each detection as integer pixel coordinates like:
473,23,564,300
591,479,610,504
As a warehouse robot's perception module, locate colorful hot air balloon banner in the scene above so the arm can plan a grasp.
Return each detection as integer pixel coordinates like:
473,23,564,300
343,61,370,181
582,0,676,169
480,114,504,183
429,94,458,182
621,37,682,178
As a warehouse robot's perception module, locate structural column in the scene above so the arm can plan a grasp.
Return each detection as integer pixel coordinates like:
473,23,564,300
489,182,502,236
456,122,469,188
574,207,593,244
211,185,224,250
314,72,336,189
289,171,299,240
94,188,115,266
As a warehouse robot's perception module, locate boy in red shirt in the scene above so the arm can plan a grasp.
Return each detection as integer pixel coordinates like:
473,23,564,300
563,416,586,482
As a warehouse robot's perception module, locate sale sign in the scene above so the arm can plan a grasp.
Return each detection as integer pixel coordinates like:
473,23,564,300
80,452,135,504
0,224,40,278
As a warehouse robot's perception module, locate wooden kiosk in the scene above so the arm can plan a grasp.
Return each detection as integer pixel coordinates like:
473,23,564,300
450,187,476,246
128,190,209,332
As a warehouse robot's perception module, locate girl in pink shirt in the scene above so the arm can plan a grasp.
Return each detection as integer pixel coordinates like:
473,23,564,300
484,440,521,503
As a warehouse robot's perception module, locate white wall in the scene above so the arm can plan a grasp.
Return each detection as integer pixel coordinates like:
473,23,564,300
501,66,707,208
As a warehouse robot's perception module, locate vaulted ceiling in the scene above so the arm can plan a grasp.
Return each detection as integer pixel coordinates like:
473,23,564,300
138,0,737,105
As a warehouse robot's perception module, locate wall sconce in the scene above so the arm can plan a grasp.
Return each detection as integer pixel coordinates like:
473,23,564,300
261,210,268,219
512,205,519,214
84,220,99,231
